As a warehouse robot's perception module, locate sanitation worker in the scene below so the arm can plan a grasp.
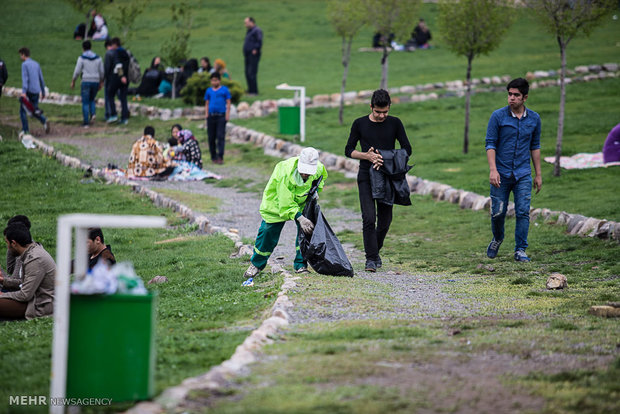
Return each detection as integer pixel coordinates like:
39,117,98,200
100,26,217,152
243,147,328,281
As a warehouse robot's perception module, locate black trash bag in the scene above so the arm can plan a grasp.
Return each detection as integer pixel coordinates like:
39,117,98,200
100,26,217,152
299,177,354,277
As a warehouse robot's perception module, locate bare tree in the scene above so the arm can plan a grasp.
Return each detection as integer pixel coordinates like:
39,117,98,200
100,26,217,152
113,0,150,41
527,0,615,176
361,0,421,90
160,2,193,99
66,0,110,40
438,0,514,154
327,0,366,125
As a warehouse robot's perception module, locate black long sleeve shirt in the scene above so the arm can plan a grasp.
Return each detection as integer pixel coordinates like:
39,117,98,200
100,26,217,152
345,115,412,173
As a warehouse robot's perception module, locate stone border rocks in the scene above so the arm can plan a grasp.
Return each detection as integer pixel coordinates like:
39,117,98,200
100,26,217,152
128,271,299,414
224,124,620,243
2,62,616,123
20,135,299,414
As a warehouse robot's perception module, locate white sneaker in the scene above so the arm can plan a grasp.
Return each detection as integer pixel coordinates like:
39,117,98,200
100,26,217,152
243,264,260,279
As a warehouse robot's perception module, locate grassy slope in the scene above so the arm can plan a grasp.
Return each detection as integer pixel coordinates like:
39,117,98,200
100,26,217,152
236,76,620,221
0,134,280,413
0,1,618,97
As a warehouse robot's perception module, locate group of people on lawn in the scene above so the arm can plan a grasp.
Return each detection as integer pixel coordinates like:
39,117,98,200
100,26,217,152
1,78,542,321
0,216,115,321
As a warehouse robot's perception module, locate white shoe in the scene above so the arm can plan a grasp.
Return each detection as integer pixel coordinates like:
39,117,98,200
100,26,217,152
243,264,260,279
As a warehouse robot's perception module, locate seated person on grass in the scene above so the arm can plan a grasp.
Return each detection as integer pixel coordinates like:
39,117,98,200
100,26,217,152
127,126,175,180
87,227,116,270
0,223,55,320
4,215,32,282
177,129,203,169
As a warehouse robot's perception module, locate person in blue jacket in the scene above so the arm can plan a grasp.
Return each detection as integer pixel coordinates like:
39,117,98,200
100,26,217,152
485,77,542,263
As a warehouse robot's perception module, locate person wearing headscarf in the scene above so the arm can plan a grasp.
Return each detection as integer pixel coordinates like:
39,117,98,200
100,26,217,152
177,129,203,169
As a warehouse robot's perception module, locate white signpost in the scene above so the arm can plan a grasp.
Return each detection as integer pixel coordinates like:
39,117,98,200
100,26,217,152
276,83,306,142
49,214,166,414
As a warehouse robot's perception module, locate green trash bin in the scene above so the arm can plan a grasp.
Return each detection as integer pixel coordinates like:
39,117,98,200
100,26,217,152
278,106,300,134
66,292,157,402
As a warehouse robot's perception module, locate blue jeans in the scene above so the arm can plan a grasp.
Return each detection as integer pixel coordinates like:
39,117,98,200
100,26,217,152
490,174,532,251
81,82,99,125
207,114,227,160
20,92,47,133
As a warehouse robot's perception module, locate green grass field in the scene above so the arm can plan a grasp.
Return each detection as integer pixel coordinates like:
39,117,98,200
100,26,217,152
1,2,619,412
236,76,620,221
0,134,280,414
0,0,618,98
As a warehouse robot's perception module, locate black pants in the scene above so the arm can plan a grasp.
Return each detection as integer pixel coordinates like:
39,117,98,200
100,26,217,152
358,172,393,261
207,114,227,160
244,52,260,94
106,79,129,121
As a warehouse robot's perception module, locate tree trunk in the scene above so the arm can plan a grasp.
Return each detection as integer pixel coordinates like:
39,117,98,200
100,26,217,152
84,17,90,40
339,36,353,125
380,45,389,90
463,54,473,154
554,38,567,177
172,71,177,99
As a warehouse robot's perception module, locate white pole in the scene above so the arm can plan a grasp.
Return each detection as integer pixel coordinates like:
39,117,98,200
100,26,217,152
50,214,166,414
300,86,306,143
74,228,88,280
50,218,72,414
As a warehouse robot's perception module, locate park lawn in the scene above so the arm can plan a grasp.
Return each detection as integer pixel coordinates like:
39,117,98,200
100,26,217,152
0,0,618,98
0,134,281,414
235,76,620,221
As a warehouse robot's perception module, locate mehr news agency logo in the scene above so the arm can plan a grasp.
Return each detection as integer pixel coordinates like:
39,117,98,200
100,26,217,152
9,395,113,406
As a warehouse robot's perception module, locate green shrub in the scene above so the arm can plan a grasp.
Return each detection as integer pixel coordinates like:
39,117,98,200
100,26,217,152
181,72,244,106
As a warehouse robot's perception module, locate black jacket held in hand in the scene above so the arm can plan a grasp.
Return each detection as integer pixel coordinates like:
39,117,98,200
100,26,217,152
369,149,413,206
299,178,354,277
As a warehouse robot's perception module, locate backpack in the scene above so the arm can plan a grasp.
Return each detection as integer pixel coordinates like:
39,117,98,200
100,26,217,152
126,50,141,84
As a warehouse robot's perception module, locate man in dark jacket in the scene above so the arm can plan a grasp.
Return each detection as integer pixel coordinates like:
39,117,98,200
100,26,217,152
345,89,412,272
104,37,129,124
243,16,263,96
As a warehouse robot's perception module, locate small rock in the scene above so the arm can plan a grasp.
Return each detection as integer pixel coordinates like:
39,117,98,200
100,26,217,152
148,275,168,285
546,273,567,290
588,305,620,318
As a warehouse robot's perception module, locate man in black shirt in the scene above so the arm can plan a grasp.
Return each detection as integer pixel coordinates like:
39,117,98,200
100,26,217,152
345,89,412,272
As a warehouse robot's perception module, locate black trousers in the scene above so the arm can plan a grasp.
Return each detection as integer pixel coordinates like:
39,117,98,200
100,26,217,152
244,52,260,94
358,173,393,261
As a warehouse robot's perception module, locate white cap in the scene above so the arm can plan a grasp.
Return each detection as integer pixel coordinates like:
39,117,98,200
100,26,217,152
297,147,319,175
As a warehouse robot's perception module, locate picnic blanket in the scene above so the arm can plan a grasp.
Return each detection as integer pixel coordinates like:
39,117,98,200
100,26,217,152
543,152,620,170
168,161,221,181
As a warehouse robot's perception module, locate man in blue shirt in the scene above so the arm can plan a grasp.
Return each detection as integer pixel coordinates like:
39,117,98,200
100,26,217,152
19,47,49,134
204,72,231,164
485,78,542,262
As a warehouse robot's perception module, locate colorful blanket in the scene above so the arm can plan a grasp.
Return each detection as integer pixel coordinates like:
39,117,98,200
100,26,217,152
168,161,221,181
543,152,620,170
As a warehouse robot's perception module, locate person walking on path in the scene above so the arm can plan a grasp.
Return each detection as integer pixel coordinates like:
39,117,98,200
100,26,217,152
243,16,263,96
18,47,49,135
104,37,130,124
345,89,412,272
71,40,104,128
485,77,542,263
204,72,231,164
243,147,328,281
0,56,7,98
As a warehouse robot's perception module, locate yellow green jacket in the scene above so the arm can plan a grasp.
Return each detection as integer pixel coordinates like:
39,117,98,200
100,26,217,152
259,156,327,223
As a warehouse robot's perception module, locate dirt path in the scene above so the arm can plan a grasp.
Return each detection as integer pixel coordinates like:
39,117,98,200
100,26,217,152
30,124,613,414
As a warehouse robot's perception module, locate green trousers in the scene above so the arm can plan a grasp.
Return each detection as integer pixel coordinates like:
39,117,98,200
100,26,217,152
250,220,306,271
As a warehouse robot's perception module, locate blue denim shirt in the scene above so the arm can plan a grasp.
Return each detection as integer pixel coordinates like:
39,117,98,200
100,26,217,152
485,105,541,180
204,86,231,114
21,58,46,95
